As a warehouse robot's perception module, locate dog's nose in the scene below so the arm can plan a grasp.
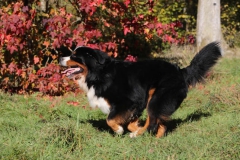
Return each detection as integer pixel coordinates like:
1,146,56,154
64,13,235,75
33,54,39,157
59,57,65,62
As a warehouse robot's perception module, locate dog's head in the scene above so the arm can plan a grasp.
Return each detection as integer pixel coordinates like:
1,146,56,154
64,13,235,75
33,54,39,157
59,46,110,81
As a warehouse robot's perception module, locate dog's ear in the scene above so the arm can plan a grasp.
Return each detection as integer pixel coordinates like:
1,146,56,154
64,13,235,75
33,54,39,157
74,47,110,66
92,49,109,65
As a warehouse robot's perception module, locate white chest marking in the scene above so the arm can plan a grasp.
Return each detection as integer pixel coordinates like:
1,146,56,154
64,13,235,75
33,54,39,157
77,77,88,93
77,78,110,114
87,87,110,114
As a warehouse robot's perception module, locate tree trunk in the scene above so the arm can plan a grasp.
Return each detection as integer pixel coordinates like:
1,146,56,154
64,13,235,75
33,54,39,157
196,0,226,52
40,0,47,12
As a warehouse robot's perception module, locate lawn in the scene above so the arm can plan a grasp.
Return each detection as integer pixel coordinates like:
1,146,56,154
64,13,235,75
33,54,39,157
0,57,239,160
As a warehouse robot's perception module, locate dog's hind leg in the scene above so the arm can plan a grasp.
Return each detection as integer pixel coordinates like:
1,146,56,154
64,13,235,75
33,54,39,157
147,87,187,138
129,88,156,138
156,123,167,138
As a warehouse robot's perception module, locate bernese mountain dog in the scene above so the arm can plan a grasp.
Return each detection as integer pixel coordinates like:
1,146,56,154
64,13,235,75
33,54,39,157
59,42,221,138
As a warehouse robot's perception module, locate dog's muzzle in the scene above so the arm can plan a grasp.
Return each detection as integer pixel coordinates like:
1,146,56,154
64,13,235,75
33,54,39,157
59,56,84,79
59,56,70,66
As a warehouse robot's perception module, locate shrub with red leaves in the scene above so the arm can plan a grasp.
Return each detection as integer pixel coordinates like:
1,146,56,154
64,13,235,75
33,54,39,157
0,0,194,95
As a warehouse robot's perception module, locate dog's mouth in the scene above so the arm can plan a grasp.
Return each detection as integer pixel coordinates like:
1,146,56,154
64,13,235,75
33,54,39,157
61,65,84,78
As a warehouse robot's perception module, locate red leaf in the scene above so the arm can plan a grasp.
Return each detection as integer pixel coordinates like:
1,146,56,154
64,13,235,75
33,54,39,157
157,28,163,36
16,69,23,76
66,13,73,20
39,114,44,119
34,56,40,64
12,14,20,23
50,32,57,38
9,45,18,54
106,42,116,50
29,74,36,82
8,62,17,73
124,55,137,62
26,20,32,29
139,14,144,19
13,2,21,13
10,24,16,32
22,6,29,12
50,73,61,82
124,26,131,35
52,38,60,48
124,0,131,7
67,101,80,106
93,30,102,38
156,23,163,28
96,0,104,5
43,41,50,48
104,21,110,27
5,35,12,42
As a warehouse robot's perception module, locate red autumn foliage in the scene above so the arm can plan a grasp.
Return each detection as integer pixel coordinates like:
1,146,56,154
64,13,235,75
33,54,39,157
0,0,195,95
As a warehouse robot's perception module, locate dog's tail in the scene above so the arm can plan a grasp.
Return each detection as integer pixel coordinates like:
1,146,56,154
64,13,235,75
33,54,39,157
181,42,222,86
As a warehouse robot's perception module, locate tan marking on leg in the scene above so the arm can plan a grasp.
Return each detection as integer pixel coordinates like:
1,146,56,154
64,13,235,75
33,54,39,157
106,119,124,134
136,116,150,135
130,116,150,138
156,124,166,138
147,88,156,106
129,88,156,138
148,88,168,138
127,119,140,132
148,88,156,98
106,119,119,131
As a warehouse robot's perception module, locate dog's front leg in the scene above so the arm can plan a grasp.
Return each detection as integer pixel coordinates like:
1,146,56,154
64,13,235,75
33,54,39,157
129,116,150,138
106,119,124,135
127,118,140,132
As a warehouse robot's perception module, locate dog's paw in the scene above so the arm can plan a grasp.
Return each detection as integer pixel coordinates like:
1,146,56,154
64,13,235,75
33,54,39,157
129,131,138,138
129,129,139,138
115,126,124,135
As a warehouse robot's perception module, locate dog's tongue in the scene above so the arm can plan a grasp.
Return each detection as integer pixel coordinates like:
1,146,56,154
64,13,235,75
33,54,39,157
62,68,82,76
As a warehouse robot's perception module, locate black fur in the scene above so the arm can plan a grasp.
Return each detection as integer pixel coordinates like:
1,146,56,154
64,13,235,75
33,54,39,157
61,42,221,136
182,42,222,86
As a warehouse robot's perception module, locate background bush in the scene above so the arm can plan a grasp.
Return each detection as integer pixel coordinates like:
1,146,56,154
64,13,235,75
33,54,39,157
0,0,239,95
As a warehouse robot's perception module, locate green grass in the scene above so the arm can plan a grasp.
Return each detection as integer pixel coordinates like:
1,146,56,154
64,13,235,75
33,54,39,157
0,58,240,160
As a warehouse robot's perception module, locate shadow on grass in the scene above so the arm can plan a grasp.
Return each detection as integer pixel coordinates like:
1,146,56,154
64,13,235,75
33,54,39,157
86,110,212,136
87,119,115,135
87,119,136,136
166,110,212,135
